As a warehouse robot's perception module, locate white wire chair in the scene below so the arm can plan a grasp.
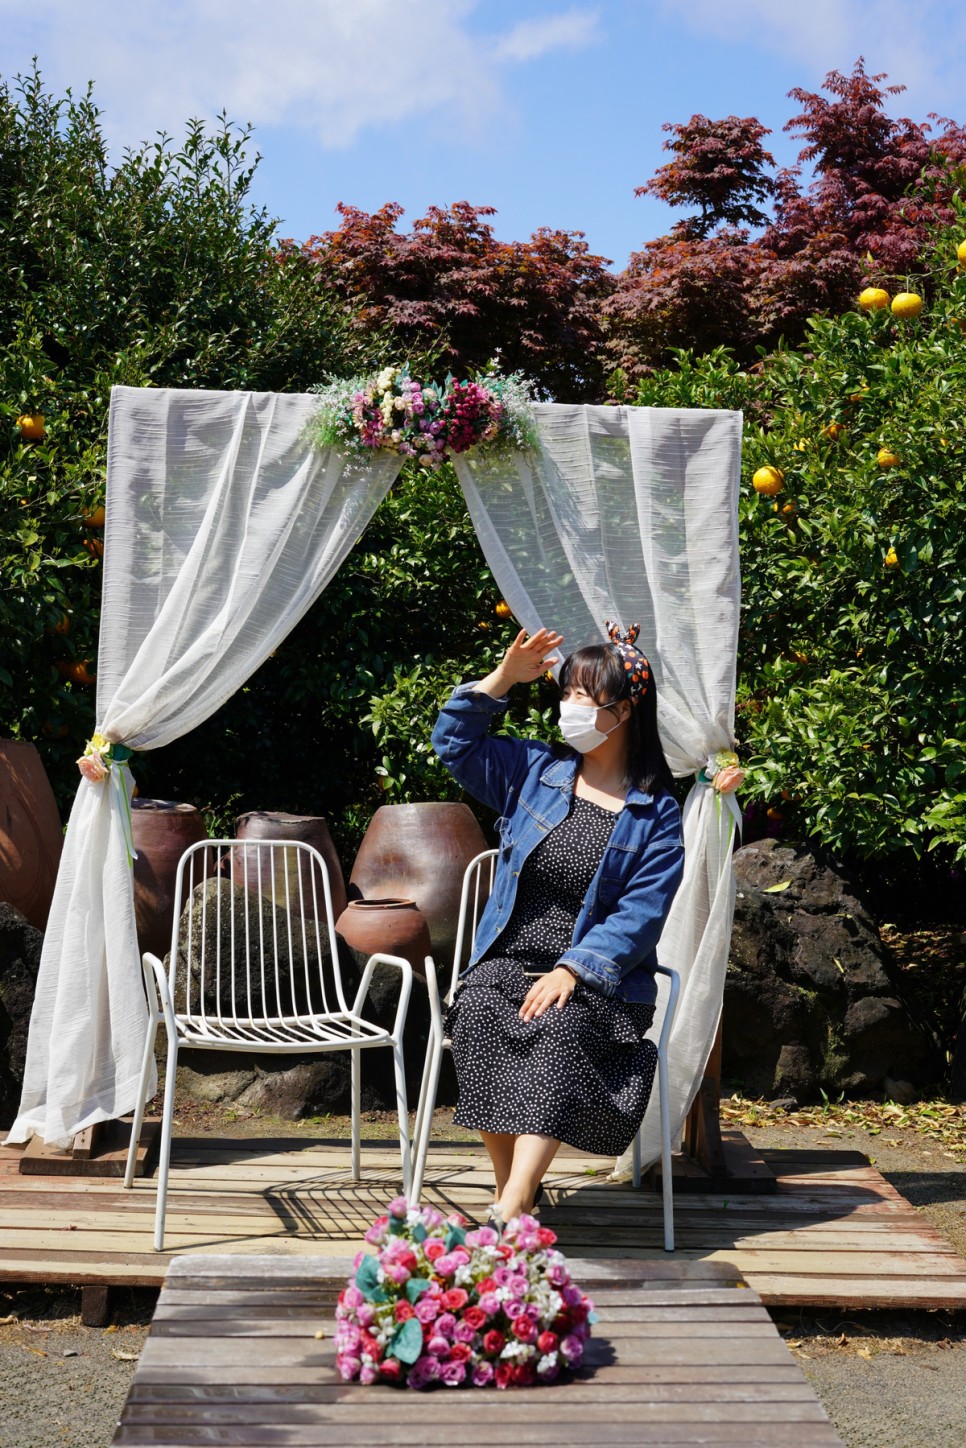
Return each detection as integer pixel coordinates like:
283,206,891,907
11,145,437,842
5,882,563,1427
124,838,414,1251
411,847,681,1250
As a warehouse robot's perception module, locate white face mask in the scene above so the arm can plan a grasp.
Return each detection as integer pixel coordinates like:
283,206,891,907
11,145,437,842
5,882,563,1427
558,699,623,754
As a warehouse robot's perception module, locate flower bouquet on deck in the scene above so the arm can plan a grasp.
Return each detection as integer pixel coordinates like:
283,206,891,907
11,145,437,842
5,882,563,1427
334,1199,597,1390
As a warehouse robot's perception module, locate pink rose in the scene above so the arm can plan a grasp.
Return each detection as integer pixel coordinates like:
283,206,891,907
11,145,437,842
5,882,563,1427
441,1288,468,1311
359,1362,378,1385
714,766,745,794
414,1295,440,1324
449,1341,473,1363
463,1305,487,1331
439,1360,466,1386
560,1333,583,1363
379,1357,403,1382
477,1292,501,1318
512,1315,537,1344
337,1354,361,1381
472,1360,495,1387
423,1238,446,1263
77,752,108,783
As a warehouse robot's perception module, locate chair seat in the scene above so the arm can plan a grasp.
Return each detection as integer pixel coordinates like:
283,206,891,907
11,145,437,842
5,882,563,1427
175,1011,392,1050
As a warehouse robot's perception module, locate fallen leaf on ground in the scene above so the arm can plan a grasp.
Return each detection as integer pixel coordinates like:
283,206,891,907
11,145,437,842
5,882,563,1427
111,1350,139,1362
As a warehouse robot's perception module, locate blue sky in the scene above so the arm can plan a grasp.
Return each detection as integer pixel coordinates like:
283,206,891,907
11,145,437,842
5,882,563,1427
3,1,965,269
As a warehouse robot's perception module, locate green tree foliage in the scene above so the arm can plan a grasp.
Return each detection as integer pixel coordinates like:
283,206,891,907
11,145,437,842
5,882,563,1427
634,211,966,869
0,67,366,805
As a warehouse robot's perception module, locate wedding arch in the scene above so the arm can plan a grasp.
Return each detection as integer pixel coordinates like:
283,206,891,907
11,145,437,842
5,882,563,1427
7,384,743,1177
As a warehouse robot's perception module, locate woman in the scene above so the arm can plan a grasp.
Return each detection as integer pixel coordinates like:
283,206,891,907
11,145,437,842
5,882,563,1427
430,623,684,1227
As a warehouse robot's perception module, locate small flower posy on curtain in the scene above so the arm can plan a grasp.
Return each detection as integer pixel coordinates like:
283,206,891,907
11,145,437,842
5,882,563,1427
308,366,539,471
76,733,134,782
334,1199,596,1390
701,748,746,794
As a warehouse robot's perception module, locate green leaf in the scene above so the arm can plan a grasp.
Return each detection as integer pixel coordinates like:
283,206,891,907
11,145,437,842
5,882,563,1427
763,881,792,893
387,1316,424,1365
444,1224,467,1251
404,1276,432,1303
354,1254,387,1303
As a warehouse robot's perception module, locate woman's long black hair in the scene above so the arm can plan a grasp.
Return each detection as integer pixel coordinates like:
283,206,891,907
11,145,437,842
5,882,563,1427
558,643,675,796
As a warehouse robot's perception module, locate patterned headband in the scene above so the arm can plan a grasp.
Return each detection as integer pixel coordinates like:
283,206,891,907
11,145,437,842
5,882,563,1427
605,621,650,703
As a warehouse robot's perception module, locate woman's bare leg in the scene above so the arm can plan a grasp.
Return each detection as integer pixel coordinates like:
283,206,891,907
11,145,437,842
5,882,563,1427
479,1130,517,1203
496,1133,561,1220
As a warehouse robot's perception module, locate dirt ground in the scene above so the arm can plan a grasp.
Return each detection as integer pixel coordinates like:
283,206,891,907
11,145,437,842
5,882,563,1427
1,1102,964,1448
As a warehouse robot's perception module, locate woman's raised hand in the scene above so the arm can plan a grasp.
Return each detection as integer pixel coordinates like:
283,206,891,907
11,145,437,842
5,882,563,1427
474,626,563,701
501,628,565,686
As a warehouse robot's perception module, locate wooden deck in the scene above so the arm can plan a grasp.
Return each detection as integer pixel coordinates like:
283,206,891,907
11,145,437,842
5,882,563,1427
112,1254,846,1447
2,1133,966,1310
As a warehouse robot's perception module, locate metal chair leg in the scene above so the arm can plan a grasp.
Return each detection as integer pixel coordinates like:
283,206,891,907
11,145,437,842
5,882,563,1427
153,1035,179,1253
350,1047,361,1181
125,968,160,1189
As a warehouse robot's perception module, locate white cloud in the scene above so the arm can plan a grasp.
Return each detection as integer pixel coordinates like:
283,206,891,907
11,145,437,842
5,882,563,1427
660,0,966,119
0,0,600,154
495,8,601,63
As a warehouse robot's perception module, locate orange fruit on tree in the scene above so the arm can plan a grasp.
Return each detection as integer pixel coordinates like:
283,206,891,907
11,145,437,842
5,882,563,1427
82,537,104,560
884,546,899,568
16,412,45,440
891,291,923,319
821,422,845,441
858,287,890,311
82,505,106,529
780,502,797,519
68,660,96,686
45,611,71,636
766,806,784,823
752,465,784,496
957,240,966,264
877,447,901,469
494,600,512,620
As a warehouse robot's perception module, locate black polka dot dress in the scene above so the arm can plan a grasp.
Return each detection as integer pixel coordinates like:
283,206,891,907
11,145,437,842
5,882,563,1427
445,794,658,1156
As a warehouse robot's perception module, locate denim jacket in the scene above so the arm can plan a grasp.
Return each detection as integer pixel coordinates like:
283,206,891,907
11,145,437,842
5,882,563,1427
431,683,685,1004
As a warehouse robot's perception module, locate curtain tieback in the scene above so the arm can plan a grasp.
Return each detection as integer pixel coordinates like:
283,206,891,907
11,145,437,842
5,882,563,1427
77,735,138,866
695,753,744,850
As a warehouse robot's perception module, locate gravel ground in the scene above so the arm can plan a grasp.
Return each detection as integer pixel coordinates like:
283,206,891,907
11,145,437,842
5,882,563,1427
1,1108,964,1448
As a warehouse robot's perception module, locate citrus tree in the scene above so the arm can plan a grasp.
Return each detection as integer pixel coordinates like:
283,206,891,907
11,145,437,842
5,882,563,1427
634,208,966,873
0,68,365,807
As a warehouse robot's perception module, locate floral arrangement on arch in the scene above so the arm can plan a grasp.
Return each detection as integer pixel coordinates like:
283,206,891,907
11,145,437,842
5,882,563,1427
701,749,745,794
334,1199,596,1390
309,365,539,471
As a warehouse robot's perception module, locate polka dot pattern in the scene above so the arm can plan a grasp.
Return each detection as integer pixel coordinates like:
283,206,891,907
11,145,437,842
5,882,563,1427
445,794,658,1156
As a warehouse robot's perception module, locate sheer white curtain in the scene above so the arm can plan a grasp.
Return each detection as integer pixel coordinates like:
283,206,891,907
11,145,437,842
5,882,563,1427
453,402,743,1172
8,386,403,1147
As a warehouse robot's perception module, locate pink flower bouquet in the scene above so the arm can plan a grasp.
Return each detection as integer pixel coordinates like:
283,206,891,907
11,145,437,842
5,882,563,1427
309,366,538,471
334,1200,597,1390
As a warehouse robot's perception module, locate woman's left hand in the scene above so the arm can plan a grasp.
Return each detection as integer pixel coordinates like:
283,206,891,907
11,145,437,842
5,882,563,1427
519,967,577,1022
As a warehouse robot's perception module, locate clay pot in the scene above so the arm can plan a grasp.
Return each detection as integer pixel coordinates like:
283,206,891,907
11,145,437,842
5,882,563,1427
336,898,432,981
0,740,63,931
234,812,347,922
348,803,488,968
131,800,208,958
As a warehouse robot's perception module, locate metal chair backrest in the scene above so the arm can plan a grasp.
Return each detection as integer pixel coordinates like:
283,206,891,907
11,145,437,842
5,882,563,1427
447,848,498,1005
166,839,347,1031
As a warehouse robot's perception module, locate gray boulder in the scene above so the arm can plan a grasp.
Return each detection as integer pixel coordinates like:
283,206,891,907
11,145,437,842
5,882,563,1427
723,839,937,1100
0,902,44,1128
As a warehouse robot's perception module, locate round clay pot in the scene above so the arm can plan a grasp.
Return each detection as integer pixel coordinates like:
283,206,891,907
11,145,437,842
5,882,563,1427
336,898,432,981
348,803,488,968
234,812,347,922
0,740,63,930
131,800,208,958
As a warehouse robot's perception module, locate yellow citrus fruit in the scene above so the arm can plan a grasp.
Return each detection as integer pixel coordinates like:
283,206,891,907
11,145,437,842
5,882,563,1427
82,505,106,529
858,287,890,311
957,240,966,264
494,600,512,620
884,546,899,568
16,412,45,440
752,465,785,496
890,291,923,319
821,422,845,441
82,536,104,560
766,806,784,823
877,448,901,469
781,502,797,519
